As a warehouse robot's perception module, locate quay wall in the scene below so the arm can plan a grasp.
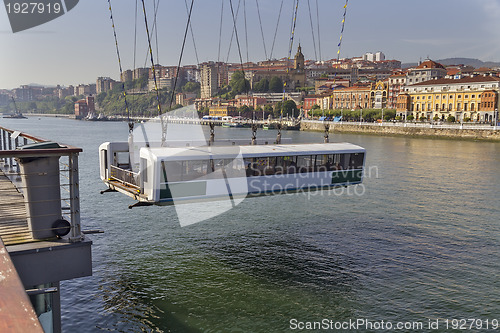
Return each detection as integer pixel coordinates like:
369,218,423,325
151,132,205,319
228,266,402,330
300,122,500,141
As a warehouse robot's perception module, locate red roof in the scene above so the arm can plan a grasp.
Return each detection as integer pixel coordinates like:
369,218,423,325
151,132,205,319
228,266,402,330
410,76,500,86
416,60,445,70
446,68,461,76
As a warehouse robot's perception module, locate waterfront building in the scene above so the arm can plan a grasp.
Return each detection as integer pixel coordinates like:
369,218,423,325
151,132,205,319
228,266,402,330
0,92,8,106
96,77,116,94
133,67,149,80
235,95,267,109
303,93,330,116
406,59,447,85
150,65,182,81
176,92,197,106
252,92,304,105
76,84,91,96
121,69,133,82
183,65,200,83
242,45,307,92
325,81,388,110
86,95,95,114
314,79,349,94
388,72,407,108
363,51,385,62
194,97,237,111
13,85,36,101
148,77,173,91
209,104,237,117
199,62,228,98
74,99,88,118
397,76,500,122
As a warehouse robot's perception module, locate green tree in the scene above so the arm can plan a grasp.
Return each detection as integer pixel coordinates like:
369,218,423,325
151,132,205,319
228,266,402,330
273,101,282,118
96,92,107,106
135,75,148,90
253,78,269,93
264,104,274,118
182,81,200,93
269,77,283,93
383,110,396,121
229,71,250,95
283,100,298,117
170,104,183,111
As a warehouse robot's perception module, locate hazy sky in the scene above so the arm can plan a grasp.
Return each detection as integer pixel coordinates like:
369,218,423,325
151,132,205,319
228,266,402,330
1,0,500,89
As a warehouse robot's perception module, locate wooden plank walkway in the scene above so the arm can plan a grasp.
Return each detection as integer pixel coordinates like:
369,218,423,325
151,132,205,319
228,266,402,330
0,168,32,245
0,238,44,333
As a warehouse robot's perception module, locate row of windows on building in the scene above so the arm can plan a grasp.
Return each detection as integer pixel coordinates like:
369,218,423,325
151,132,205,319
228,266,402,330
412,101,496,112
413,94,479,100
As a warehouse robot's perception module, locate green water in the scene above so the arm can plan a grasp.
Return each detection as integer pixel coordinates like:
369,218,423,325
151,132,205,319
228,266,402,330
2,117,499,332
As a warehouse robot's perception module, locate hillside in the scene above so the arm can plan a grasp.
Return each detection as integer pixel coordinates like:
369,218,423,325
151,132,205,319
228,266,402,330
403,58,500,69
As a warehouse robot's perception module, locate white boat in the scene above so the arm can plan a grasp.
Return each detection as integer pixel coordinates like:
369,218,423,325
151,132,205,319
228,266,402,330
99,142,365,206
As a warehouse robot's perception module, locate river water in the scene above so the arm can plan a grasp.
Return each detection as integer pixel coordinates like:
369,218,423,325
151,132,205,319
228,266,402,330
2,117,500,332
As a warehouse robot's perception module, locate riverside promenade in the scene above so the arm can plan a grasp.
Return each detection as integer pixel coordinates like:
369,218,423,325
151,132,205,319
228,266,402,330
301,120,500,141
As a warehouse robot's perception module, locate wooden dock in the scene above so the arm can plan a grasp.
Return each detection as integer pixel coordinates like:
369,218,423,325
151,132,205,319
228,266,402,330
0,168,32,245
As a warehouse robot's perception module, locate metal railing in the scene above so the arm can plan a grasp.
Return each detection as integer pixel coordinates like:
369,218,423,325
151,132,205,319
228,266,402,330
0,125,83,244
109,165,140,189
302,119,499,131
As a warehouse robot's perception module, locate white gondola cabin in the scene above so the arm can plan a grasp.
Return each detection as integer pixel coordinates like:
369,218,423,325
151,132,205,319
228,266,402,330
99,142,366,206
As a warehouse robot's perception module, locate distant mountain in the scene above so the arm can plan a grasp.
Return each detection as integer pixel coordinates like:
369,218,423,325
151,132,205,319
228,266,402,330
22,83,60,88
403,58,500,69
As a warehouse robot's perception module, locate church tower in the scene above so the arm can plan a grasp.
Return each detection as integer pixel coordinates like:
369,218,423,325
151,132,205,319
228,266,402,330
294,44,305,71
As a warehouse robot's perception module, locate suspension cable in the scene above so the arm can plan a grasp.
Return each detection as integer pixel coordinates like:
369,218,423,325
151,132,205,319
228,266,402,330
217,0,224,63
255,0,268,60
142,0,161,68
307,0,318,61
184,0,200,65
316,0,321,61
278,0,299,144
132,0,138,112
168,0,195,114
107,0,133,133
269,0,284,60
217,0,224,92
140,0,164,143
153,0,160,63
225,0,242,64
228,0,246,74
243,0,249,66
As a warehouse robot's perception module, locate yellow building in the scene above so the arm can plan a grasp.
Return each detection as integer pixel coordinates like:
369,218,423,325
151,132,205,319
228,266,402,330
401,76,500,122
209,105,236,117
325,81,388,110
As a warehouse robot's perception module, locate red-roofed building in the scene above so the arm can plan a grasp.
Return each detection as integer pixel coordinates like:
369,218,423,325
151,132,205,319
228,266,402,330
235,95,267,109
74,99,88,119
401,76,500,122
388,71,407,108
406,59,447,85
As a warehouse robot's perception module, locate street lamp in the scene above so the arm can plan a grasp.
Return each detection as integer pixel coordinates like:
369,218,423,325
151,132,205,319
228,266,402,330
359,108,363,125
381,108,384,124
